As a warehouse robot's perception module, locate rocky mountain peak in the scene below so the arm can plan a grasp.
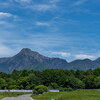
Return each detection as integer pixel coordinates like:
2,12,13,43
16,48,48,62
20,48,32,53
17,48,38,57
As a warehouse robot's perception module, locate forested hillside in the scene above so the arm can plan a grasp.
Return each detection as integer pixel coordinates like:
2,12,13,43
0,68,100,90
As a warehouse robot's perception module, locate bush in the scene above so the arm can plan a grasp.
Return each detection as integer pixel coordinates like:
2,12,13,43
34,85,48,94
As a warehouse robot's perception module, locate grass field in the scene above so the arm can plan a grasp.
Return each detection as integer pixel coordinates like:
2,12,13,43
31,89,100,100
0,92,30,100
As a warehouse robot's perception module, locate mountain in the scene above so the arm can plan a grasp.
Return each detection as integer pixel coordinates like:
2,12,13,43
94,57,100,64
0,48,68,73
69,59,100,70
0,48,100,73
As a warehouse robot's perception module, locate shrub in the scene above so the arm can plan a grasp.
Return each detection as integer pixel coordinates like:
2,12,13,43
33,85,48,94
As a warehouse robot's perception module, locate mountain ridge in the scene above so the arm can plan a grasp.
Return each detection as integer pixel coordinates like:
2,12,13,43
0,48,100,73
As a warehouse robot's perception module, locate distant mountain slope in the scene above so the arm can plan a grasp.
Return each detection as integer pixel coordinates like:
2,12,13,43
0,48,100,73
94,57,100,64
69,59,100,70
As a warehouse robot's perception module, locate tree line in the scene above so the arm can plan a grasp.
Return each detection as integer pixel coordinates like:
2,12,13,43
0,68,100,90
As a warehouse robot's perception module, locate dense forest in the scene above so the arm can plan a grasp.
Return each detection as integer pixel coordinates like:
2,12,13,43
0,68,100,90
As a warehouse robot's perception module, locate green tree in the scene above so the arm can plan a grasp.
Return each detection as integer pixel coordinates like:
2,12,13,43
0,78,6,89
50,83,59,89
93,68,100,76
8,85,18,89
34,85,48,94
75,70,84,80
66,77,85,89
83,75,95,89
28,73,41,85
65,70,75,77
11,70,20,80
93,76,100,89
20,70,28,77
0,72,9,79
84,69,93,76
42,69,52,86
6,78,17,89
17,77,29,89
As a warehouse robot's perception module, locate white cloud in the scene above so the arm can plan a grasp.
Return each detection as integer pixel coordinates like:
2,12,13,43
0,43,14,56
51,51,71,57
15,0,31,3
0,2,10,6
0,21,15,28
15,0,58,12
32,4,56,12
0,12,13,18
0,21,7,25
75,54,95,59
0,12,17,20
36,22,50,26
73,0,88,6
50,0,60,3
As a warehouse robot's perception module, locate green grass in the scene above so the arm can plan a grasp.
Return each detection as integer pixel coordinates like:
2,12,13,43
31,89,100,100
0,92,30,100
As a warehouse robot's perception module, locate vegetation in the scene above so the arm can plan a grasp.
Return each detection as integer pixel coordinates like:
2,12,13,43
31,89,100,100
34,85,48,94
0,92,29,100
0,68,100,90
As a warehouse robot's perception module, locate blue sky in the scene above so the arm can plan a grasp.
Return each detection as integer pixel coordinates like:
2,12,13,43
0,0,100,61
